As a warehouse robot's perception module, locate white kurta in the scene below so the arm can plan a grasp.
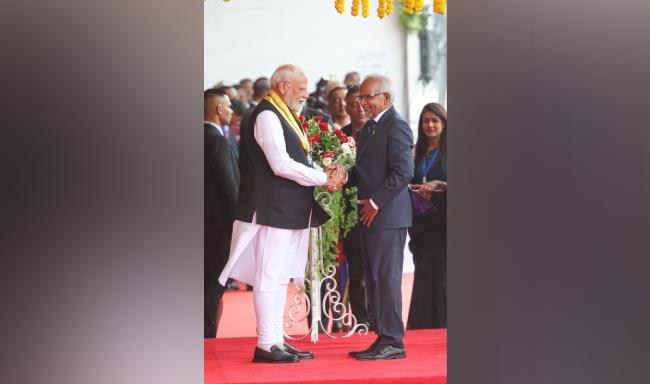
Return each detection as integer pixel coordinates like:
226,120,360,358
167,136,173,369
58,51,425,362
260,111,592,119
218,110,327,292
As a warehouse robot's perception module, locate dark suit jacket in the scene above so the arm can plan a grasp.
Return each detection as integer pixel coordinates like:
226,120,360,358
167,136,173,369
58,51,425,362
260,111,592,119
223,125,239,158
205,123,240,230
346,106,414,230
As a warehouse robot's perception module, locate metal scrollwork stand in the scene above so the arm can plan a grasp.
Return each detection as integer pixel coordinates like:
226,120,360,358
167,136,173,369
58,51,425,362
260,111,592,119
284,227,369,343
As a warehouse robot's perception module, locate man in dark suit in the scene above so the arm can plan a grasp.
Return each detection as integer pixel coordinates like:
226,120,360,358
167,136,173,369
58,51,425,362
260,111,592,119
204,88,240,338
240,77,270,150
337,75,414,360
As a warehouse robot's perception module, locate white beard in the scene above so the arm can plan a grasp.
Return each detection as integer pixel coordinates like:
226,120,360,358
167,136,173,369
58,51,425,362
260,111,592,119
292,101,305,113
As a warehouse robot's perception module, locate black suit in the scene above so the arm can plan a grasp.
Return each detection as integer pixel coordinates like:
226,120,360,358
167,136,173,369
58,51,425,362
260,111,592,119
346,106,414,348
204,123,240,338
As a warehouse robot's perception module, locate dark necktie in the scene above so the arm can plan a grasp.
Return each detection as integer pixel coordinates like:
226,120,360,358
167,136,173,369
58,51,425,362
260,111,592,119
359,119,376,144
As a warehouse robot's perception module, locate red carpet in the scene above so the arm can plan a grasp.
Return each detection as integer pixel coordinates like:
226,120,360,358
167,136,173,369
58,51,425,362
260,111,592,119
204,329,447,384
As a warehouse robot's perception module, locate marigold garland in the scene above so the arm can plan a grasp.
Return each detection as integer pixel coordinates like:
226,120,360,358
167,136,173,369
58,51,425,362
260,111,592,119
404,0,415,15
434,0,447,14
415,0,424,13
377,0,386,19
362,0,370,18
217,1,445,23
351,0,360,16
335,0,345,14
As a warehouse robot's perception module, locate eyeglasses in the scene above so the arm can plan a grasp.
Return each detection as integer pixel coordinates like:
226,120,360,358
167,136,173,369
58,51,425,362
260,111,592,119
356,91,387,101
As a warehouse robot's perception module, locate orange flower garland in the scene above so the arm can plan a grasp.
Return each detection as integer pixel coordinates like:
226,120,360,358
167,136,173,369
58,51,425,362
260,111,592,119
377,0,386,19
217,0,447,19
415,0,424,14
351,0,360,16
434,0,447,14
404,0,415,15
335,0,345,14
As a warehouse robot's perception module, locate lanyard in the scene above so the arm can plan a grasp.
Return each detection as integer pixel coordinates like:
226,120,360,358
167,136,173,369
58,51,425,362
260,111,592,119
421,148,440,183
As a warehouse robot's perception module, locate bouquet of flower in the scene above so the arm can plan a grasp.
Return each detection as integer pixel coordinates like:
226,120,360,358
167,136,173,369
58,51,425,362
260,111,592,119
300,115,358,274
303,115,356,169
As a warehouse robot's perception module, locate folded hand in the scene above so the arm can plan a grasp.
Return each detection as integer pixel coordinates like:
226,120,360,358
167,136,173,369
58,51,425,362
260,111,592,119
409,183,433,200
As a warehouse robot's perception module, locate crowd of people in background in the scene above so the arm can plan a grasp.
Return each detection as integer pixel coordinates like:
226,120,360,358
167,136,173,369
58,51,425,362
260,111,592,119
204,69,448,342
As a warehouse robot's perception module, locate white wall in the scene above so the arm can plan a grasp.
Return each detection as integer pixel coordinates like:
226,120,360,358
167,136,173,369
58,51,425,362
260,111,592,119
204,0,408,117
405,12,447,131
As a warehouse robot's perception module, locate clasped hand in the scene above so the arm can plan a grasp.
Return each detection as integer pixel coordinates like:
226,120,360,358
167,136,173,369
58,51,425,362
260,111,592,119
324,164,347,192
408,180,447,200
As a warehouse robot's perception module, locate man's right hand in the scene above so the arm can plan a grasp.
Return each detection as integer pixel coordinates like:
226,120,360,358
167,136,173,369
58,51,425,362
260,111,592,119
324,164,346,192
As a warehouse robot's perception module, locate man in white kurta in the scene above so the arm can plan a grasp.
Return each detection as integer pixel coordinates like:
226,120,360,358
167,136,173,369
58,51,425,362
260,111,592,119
218,65,343,363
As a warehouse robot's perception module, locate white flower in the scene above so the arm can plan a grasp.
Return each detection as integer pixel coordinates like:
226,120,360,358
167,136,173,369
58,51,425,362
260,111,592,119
322,157,333,167
341,143,352,155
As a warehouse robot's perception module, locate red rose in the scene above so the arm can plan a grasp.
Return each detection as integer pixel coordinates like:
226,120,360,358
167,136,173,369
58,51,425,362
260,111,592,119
340,135,349,143
314,115,323,122
299,114,305,121
334,129,342,136
321,151,336,158
309,134,321,143
319,122,329,131
302,121,310,128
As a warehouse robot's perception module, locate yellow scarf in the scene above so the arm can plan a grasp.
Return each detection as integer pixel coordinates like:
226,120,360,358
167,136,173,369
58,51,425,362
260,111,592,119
263,90,310,153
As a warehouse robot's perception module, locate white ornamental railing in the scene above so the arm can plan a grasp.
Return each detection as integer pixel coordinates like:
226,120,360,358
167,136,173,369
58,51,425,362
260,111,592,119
284,227,369,342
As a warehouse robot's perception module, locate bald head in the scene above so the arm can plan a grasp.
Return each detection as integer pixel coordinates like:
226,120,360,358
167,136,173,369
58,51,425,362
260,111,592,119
358,75,394,119
270,64,305,89
270,64,309,113
362,75,394,100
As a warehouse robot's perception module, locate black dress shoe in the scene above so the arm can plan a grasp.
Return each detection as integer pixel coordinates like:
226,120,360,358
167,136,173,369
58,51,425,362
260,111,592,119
252,345,299,363
355,344,406,360
283,343,314,359
348,337,382,357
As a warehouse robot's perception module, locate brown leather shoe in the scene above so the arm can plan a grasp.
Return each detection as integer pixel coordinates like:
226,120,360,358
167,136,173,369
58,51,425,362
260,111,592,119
355,344,406,360
252,345,299,363
348,337,382,357
283,343,314,359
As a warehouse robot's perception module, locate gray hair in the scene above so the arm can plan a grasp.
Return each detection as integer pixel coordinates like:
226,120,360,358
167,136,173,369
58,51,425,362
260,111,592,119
270,64,305,89
364,74,395,101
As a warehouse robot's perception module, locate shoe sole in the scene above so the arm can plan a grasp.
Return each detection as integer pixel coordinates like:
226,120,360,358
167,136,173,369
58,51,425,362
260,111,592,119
355,354,406,361
252,358,299,363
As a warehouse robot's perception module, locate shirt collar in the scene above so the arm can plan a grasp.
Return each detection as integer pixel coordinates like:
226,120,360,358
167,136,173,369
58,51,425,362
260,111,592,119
372,105,391,123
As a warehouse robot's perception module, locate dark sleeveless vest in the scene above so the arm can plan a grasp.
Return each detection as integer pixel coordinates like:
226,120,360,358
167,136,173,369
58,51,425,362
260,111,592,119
235,99,329,229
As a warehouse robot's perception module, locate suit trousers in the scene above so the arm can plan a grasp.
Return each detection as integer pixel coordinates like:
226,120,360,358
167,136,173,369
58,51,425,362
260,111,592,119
204,225,232,338
360,227,406,348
